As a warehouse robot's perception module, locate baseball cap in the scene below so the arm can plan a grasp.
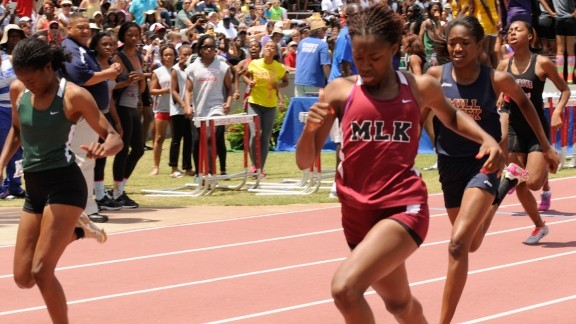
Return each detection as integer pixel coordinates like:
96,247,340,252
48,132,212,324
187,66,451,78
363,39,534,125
248,4,255,9
272,27,283,35
60,0,73,5
149,22,166,32
288,41,297,47
145,9,155,15
89,23,101,30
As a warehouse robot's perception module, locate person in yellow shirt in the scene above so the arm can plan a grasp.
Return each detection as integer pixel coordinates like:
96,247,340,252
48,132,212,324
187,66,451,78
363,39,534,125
244,40,289,175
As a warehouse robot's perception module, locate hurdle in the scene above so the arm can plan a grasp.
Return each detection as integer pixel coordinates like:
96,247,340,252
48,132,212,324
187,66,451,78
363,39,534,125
247,111,335,195
547,94,576,169
142,113,261,197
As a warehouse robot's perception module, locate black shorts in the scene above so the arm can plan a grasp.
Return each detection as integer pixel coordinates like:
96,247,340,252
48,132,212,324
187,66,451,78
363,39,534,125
141,83,152,107
438,156,500,209
507,126,547,153
536,16,556,40
555,17,576,36
23,164,88,213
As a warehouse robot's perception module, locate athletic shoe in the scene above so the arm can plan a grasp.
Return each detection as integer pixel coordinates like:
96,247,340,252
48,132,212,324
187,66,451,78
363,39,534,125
77,213,107,244
8,189,26,198
0,191,14,200
503,163,529,183
524,224,549,245
538,193,551,211
328,182,338,199
170,171,184,178
87,213,109,223
422,162,438,171
115,192,139,208
96,196,122,211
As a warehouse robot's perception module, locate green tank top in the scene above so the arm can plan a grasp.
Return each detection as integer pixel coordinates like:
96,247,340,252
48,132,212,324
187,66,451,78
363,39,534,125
18,78,76,172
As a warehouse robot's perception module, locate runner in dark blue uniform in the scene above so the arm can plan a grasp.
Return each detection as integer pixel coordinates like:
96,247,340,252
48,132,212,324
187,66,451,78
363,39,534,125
426,16,560,324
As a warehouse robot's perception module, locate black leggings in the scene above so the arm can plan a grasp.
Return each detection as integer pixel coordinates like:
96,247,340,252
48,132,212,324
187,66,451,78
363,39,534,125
195,124,226,174
113,106,144,181
169,115,195,172
94,113,114,182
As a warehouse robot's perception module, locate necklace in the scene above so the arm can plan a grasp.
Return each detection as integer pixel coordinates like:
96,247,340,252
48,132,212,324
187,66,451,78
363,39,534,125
512,53,533,75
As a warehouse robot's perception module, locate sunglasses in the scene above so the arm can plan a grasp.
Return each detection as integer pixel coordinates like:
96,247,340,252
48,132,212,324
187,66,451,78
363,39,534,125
201,45,216,50
50,25,59,29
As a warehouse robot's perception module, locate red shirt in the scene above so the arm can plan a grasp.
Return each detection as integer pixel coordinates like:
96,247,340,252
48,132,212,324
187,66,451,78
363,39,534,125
337,72,428,210
284,51,296,68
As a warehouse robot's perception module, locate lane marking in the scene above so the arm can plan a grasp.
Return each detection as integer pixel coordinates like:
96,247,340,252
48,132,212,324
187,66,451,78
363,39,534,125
462,294,576,323
2,250,576,318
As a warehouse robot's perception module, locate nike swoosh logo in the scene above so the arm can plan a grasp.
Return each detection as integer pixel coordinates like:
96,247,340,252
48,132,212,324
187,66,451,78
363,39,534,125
50,111,59,115
402,99,412,104
483,180,493,187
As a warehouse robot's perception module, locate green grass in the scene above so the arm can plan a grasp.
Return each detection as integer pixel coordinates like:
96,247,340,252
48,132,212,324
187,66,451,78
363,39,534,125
3,146,576,208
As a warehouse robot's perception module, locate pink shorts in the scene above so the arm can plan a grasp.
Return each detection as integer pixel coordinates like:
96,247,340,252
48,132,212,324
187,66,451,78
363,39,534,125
341,203,429,249
155,112,170,120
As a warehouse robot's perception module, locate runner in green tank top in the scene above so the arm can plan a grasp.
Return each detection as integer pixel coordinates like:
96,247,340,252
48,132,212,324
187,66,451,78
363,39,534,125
0,37,123,324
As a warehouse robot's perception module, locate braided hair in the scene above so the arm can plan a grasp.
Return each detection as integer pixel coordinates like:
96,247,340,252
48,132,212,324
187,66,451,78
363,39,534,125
12,37,71,77
347,3,404,47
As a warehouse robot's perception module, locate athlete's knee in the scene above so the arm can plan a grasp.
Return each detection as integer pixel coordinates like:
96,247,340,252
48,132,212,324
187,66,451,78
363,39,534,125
448,236,469,260
331,274,365,308
14,271,36,289
384,295,415,318
31,262,55,288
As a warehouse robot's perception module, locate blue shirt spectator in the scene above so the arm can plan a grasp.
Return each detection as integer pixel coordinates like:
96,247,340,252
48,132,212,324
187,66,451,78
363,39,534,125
294,23,331,94
62,37,110,111
328,25,356,82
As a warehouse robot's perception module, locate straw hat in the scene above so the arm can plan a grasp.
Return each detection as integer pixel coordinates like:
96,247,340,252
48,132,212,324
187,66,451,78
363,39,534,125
0,24,26,45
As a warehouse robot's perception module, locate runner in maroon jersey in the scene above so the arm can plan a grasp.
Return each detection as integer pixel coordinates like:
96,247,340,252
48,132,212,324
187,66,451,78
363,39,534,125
295,4,504,323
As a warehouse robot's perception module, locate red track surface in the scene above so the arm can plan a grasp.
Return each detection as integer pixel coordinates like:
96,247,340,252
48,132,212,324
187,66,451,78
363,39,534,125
1,177,575,323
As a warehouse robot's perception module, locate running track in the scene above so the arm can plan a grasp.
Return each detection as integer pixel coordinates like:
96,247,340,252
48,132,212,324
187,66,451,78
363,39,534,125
1,177,576,323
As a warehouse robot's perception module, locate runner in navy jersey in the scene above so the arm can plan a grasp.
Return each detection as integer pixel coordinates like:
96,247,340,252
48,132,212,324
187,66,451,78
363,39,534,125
426,16,560,324
495,19,570,236
296,5,504,323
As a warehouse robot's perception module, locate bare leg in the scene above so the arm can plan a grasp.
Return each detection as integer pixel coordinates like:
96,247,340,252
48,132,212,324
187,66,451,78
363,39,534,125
18,204,82,324
150,118,169,176
440,188,494,324
331,219,422,323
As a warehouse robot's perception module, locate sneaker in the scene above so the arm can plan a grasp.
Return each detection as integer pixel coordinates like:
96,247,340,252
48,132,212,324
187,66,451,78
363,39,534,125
538,193,551,211
96,196,122,211
170,171,184,178
87,212,109,223
77,213,107,243
524,224,549,245
503,163,529,183
0,191,14,200
7,189,26,198
115,192,139,208
423,162,438,171
328,182,338,199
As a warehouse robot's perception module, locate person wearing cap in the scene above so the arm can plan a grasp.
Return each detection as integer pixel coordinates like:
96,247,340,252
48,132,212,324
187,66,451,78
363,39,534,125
228,6,240,26
57,0,73,27
242,4,256,26
216,14,237,39
284,40,297,71
92,11,104,30
16,19,32,37
47,20,65,46
62,12,124,222
294,18,330,96
129,0,159,27
0,24,25,199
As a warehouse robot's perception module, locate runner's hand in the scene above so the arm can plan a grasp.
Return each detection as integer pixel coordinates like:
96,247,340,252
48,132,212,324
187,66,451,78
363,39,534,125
304,88,332,133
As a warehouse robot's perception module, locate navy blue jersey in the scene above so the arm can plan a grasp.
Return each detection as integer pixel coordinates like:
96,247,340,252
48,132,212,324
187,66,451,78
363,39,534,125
503,53,549,139
434,63,501,157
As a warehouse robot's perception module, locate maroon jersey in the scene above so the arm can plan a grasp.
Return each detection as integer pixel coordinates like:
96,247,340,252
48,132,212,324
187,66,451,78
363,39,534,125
336,72,428,209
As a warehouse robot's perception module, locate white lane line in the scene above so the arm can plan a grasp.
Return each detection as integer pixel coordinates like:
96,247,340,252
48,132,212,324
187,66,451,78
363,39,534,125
2,216,576,280
461,294,576,323
0,257,346,317
205,250,576,323
0,229,343,279
3,249,576,318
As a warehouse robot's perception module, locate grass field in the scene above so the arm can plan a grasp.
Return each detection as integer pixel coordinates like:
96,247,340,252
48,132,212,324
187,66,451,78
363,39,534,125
2,144,575,208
